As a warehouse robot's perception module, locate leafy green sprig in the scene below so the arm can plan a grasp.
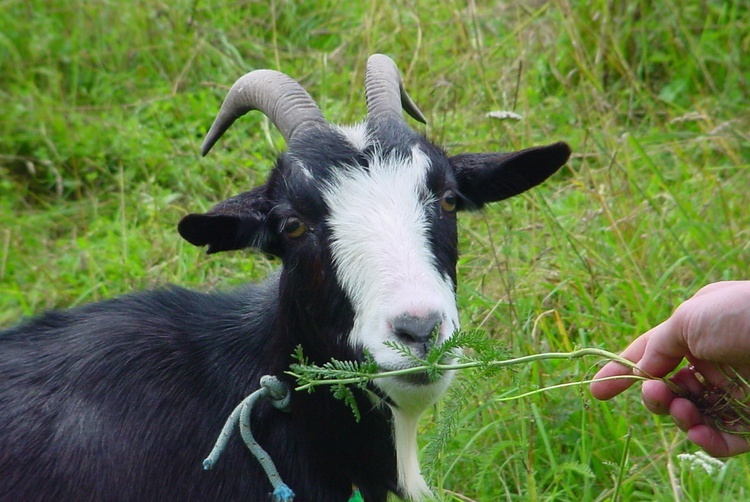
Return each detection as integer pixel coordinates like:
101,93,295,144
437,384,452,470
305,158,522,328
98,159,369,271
287,330,649,421
290,331,645,390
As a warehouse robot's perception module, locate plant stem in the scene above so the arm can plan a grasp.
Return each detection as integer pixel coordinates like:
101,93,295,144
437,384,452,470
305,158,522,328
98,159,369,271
289,347,646,393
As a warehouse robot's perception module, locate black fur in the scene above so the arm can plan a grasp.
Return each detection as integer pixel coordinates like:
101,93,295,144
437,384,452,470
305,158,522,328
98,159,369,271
0,281,398,501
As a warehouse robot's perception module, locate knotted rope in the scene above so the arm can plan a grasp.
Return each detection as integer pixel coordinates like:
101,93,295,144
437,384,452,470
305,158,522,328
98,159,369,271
203,375,294,502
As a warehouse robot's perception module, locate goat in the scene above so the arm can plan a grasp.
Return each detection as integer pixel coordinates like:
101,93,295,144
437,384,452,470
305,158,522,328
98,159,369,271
0,54,570,501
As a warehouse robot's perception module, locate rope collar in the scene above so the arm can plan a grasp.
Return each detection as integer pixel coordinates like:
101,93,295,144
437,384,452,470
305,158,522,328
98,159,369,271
203,375,294,502
203,375,367,501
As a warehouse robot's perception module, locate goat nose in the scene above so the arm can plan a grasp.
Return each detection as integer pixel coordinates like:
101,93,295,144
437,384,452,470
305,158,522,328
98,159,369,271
392,312,442,345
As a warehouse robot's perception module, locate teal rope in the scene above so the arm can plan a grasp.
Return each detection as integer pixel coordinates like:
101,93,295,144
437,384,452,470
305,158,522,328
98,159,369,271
203,376,294,502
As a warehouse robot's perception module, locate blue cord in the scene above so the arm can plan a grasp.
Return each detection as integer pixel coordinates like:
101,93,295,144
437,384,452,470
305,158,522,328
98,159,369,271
203,376,294,501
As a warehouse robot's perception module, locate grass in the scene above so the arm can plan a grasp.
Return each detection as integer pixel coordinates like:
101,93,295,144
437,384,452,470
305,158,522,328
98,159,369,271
1,0,749,499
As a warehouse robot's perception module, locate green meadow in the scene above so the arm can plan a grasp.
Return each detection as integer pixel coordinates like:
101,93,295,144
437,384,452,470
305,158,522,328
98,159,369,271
1,0,748,499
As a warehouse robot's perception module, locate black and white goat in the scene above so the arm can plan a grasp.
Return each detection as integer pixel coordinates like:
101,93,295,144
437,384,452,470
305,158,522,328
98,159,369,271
0,55,570,501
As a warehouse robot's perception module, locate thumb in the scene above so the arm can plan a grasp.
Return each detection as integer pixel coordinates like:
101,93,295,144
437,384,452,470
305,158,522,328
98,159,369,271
634,319,688,378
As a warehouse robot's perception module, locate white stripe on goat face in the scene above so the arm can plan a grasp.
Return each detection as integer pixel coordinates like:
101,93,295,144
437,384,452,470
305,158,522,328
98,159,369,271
324,145,459,406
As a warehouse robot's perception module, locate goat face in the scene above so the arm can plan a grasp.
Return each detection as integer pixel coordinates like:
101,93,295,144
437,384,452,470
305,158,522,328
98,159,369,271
178,55,570,415
321,134,462,411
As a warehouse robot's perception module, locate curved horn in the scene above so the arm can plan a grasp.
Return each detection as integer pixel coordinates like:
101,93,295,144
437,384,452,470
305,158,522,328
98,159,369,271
365,54,427,125
201,69,328,156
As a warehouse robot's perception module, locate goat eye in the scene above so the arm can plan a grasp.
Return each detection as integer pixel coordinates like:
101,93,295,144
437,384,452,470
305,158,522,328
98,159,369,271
440,190,457,212
282,217,307,238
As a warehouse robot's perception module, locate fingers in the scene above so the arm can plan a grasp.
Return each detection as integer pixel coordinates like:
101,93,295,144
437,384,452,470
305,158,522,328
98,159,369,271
668,396,707,431
646,392,750,457
590,321,685,401
644,372,750,457
687,425,750,458
641,379,675,415
641,365,710,416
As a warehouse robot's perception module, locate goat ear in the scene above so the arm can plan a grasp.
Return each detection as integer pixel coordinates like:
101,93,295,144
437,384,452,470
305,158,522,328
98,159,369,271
451,141,570,209
178,186,278,255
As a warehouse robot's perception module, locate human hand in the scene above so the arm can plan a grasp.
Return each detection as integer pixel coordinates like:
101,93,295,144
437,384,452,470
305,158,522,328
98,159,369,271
590,281,750,457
